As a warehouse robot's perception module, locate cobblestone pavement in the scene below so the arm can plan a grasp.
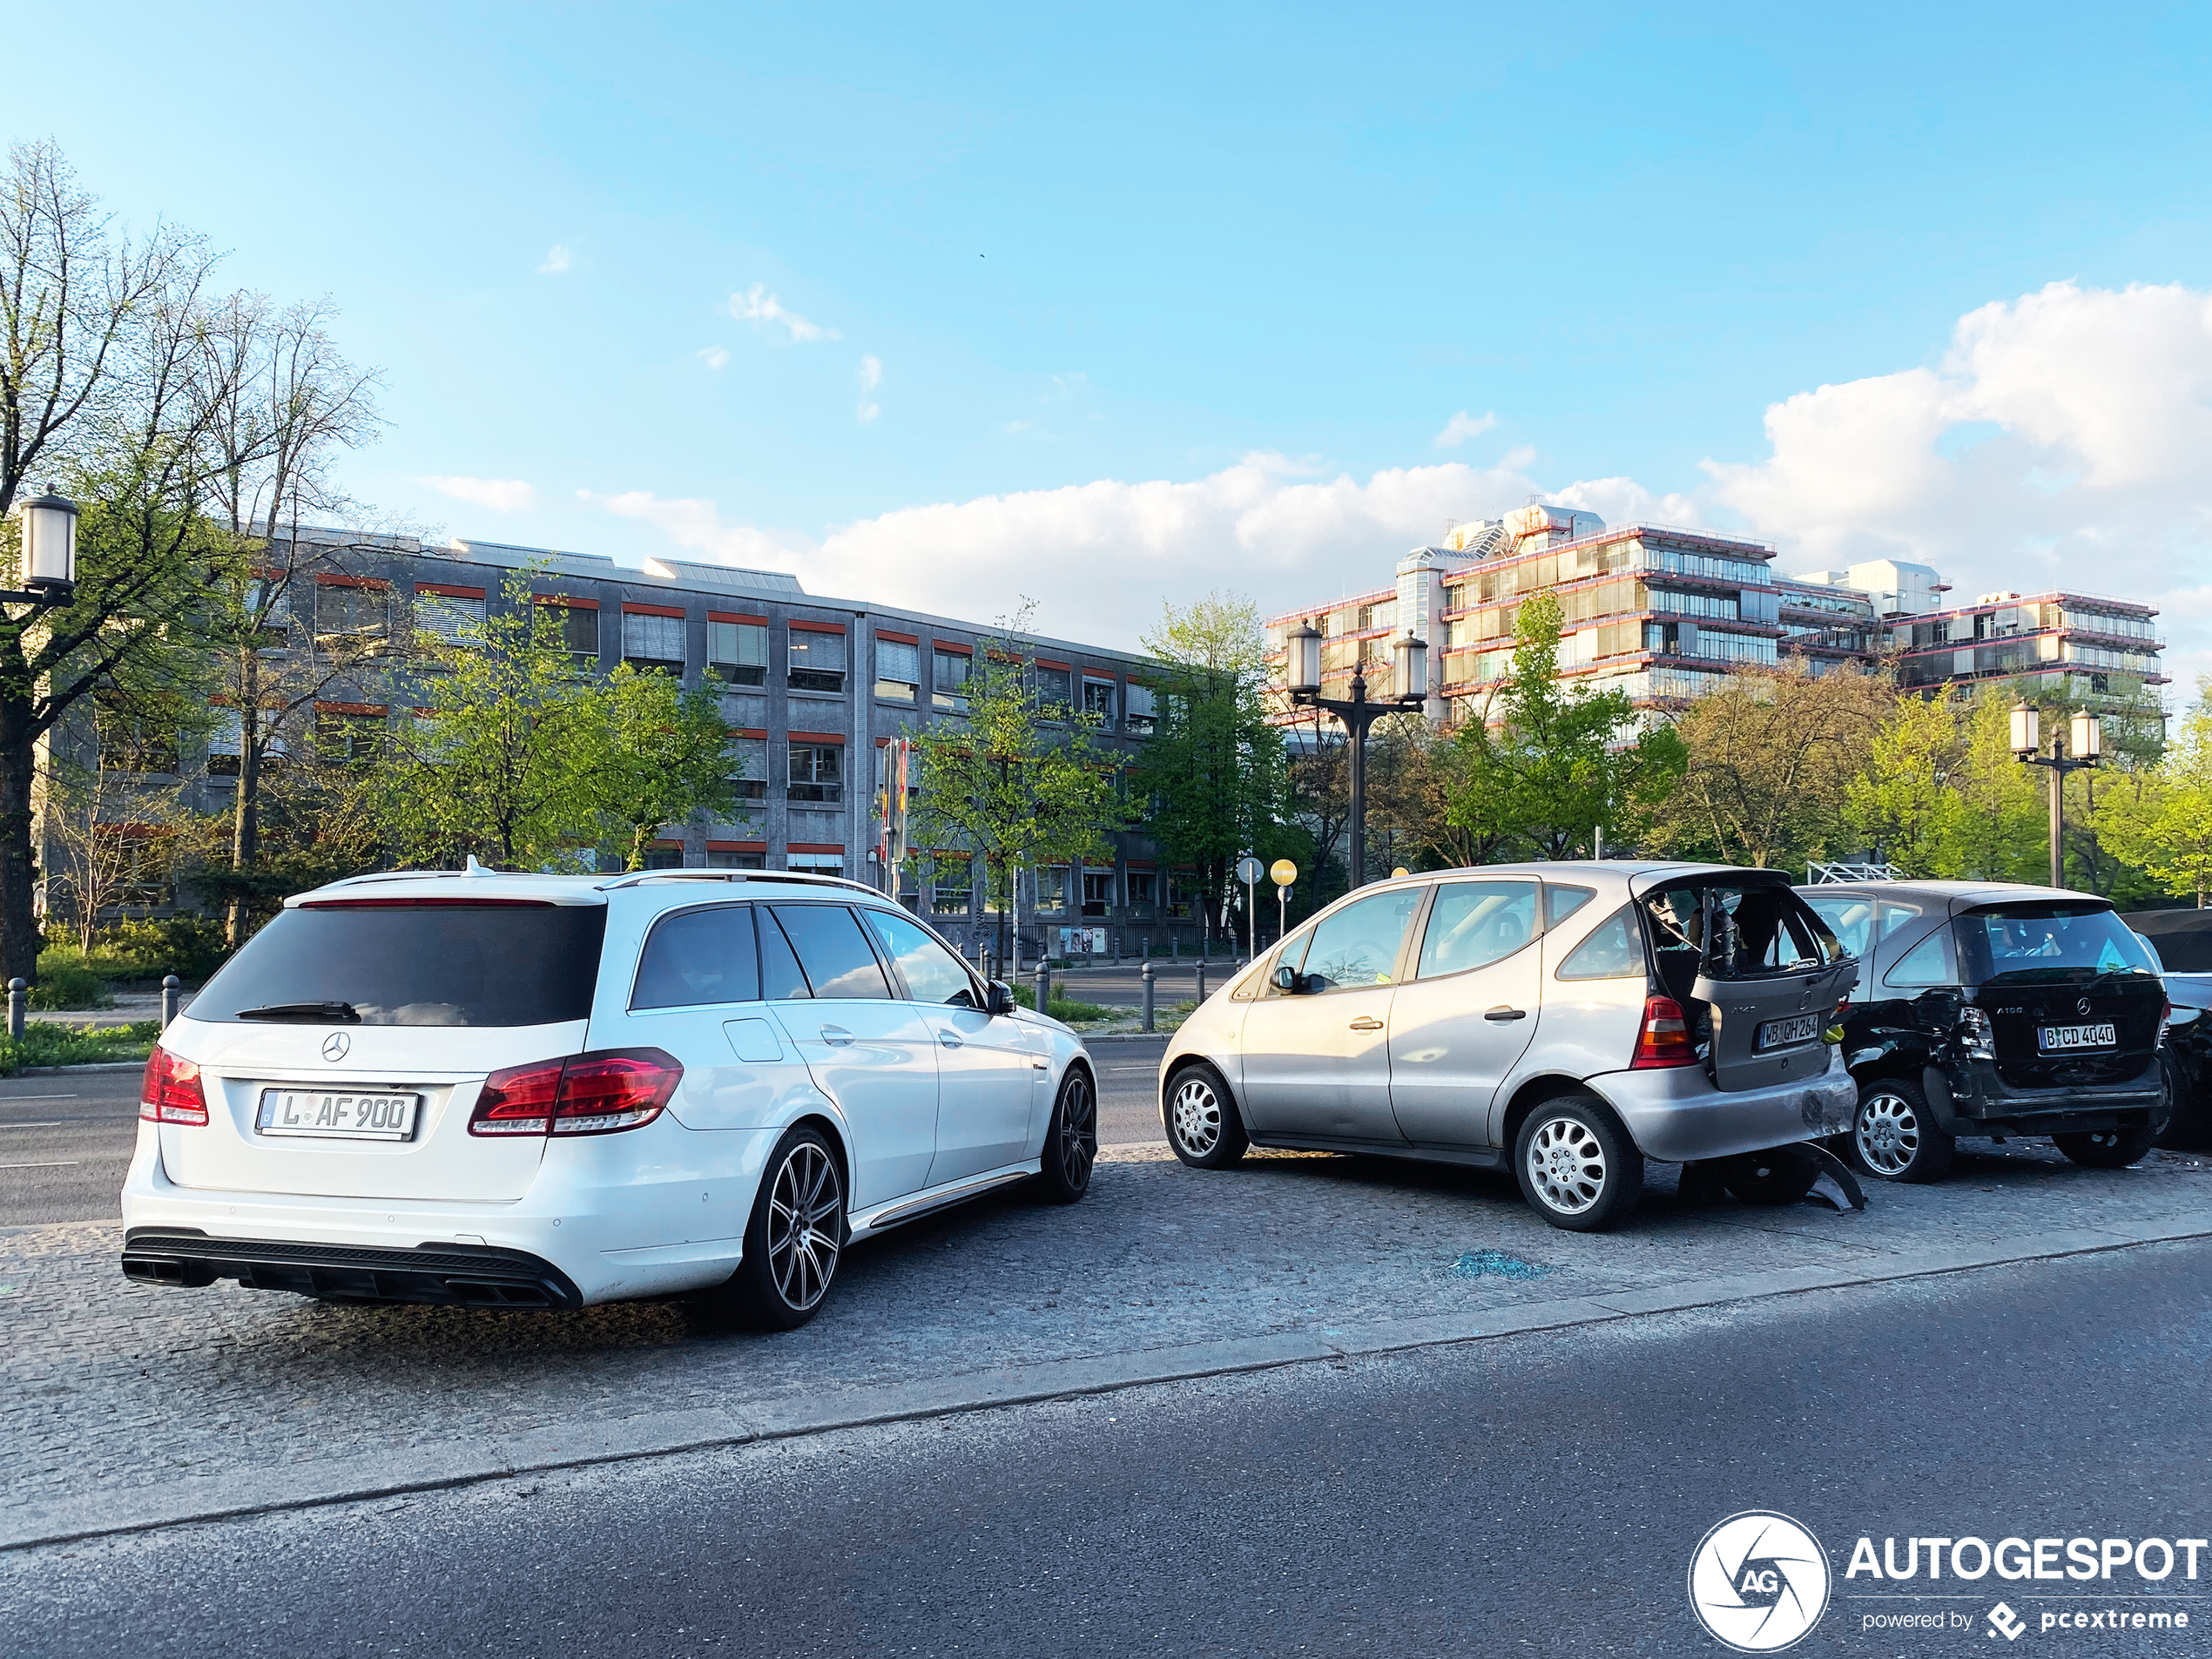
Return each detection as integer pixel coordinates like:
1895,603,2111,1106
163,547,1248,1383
4,1136,2209,1516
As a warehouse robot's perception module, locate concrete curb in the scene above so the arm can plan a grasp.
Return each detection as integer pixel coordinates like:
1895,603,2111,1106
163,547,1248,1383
2,1060,145,1077
7,1208,2209,1553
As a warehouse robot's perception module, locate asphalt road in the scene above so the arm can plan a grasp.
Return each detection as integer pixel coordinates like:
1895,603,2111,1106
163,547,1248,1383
10,1238,2209,1656
0,1072,139,1226
0,1045,1167,1229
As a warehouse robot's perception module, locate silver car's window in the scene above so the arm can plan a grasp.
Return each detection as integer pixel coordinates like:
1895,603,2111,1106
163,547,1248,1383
632,905,761,1009
1804,894,1875,960
863,908,977,1008
1556,907,1645,980
1545,885,1595,928
1416,880,1538,979
1290,887,1423,992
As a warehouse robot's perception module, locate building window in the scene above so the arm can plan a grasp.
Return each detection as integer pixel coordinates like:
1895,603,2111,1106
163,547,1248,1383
708,620,767,685
543,601,600,665
622,610,687,674
1082,678,1115,721
788,742,845,804
788,851,845,878
1033,665,1072,718
707,848,765,870
1036,866,1069,914
726,735,768,801
1125,682,1157,734
245,578,294,646
789,627,847,693
1081,871,1113,919
643,845,686,870
1165,874,1195,919
1127,870,1158,916
875,638,921,703
96,693,179,775
314,708,385,765
415,587,487,646
931,859,974,916
934,649,972,711
314,583,388,644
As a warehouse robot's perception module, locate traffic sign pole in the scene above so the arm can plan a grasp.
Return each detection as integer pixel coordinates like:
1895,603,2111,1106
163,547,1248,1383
1236,854,1264,963
1267,858,1298,954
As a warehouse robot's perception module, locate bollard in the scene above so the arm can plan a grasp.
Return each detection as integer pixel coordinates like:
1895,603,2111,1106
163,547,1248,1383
6,977,23,1040
1195,960,1208,1003
1170,931,1179,961
1141,959,1155,1034
1033,959,1051,1018
161,973,181,1030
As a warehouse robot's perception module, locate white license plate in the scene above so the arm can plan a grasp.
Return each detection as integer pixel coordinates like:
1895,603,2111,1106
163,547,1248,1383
1757,1013,1821,1050
257,1089,421,1142
2039,1023,2116,1052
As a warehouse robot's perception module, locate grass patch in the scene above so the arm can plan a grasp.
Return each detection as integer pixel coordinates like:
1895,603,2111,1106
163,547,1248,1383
0,1020,161,1076
1010,985,1116,1023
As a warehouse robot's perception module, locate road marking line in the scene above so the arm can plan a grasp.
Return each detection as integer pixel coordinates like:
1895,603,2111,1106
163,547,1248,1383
0,1123,65,1130
0,1095,83,1102
0,1160,80,1169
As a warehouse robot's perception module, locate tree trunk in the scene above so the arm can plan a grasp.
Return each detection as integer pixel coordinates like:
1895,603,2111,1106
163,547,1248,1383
226,648,262,947
0,691,40,986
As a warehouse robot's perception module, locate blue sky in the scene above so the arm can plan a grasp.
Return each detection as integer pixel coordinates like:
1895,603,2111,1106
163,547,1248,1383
11,2,2212,664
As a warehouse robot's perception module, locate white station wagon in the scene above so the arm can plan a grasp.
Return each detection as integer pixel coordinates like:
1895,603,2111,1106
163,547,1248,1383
122,867,1097,1328
1159,861,1860,1230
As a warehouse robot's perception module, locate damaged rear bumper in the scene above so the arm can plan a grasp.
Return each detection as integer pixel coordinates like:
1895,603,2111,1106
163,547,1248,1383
1588,1053,1857,1163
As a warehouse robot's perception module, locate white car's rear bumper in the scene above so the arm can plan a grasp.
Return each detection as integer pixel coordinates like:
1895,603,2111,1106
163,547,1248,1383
1588,1050,1856,1163
118,1119,779,1305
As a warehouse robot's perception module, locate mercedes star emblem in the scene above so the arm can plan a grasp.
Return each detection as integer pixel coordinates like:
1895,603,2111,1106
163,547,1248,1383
321,1031,351,1062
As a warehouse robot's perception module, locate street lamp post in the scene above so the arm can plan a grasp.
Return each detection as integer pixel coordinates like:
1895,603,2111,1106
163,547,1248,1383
1,488,80,609
1285,621,1426,891
2010,701,2101,891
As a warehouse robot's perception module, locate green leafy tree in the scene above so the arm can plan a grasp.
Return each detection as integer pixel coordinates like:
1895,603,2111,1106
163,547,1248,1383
583,664,743,870
907,607,1123,968
1130,592,1288,941
2101,676,2212,906
1449,590,1683,859
368,572,599,869
1844,686,2045,880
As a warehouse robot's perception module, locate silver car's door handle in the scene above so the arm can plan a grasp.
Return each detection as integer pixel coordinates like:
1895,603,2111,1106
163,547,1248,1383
939,1031,964,1049
1348,1015,1384,1032
1485,1007,1527,1022
819,1025,855,1046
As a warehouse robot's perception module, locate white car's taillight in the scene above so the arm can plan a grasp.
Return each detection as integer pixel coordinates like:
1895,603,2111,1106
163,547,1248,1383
139,1045,209,1125
469,1049,682,1138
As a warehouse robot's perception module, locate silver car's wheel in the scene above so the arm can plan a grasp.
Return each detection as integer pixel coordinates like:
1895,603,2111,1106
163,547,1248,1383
1163,1063,1247,1170
1526,1116,1608,1216
1511,1098,1642,1231
765,1141,842,1313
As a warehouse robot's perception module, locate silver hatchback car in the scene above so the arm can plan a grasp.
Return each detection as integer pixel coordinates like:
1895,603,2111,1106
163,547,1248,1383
1159,862,1859,1230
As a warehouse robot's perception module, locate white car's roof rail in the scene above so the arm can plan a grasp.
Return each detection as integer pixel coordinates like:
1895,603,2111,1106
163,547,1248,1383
593,869,890,900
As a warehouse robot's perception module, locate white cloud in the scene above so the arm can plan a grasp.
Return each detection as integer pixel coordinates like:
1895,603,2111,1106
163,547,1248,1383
422,475,536,513
536,245,571,276
577,454,1624,647
728,283,839,343
1433,409,1499,448
1705,280,2212,687
856,354,882,423
697,345,731,371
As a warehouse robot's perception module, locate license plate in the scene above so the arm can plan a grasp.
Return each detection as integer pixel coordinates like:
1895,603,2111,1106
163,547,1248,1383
1757,1013,1821,1050
2039,1023,2116,1052
257,1089,421,1142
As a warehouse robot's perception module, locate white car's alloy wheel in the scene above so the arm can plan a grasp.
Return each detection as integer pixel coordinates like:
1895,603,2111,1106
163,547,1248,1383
765,1141,842,1312
1170,1075,1224,1157
1526,1115,1608,1216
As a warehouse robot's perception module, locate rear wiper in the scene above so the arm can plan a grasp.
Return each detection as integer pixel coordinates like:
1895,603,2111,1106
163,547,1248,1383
233,1001,361,1023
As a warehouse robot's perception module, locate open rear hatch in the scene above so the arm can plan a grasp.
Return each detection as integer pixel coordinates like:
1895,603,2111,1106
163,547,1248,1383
1958,901,2166,1089
1640,873,1858,1091
157,895,606,1203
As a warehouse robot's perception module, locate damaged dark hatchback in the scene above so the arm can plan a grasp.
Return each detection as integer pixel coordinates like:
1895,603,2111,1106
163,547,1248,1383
1800,881,2169,1182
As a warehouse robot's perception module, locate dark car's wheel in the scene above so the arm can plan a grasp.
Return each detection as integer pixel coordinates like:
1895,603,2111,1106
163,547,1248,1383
1163,1062,1248,1170
1847,1078,1954,1183
1514,1097,1643,1232
2054,1126,2156,1169
1720,1146,1820,1206
714,1125,846,1331
2155,1053,2210,1150
1033,1066,1097,1203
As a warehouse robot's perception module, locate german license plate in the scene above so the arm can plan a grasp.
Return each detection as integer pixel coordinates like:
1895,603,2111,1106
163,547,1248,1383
257,1089,421,1142
1757,1013,1821,1050
2039,1023,2115,1052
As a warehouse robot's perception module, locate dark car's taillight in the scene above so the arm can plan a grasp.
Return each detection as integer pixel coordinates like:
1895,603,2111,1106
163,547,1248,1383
139,1045,210,1125
469,1049,682,1138
1631,996,1696,1069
